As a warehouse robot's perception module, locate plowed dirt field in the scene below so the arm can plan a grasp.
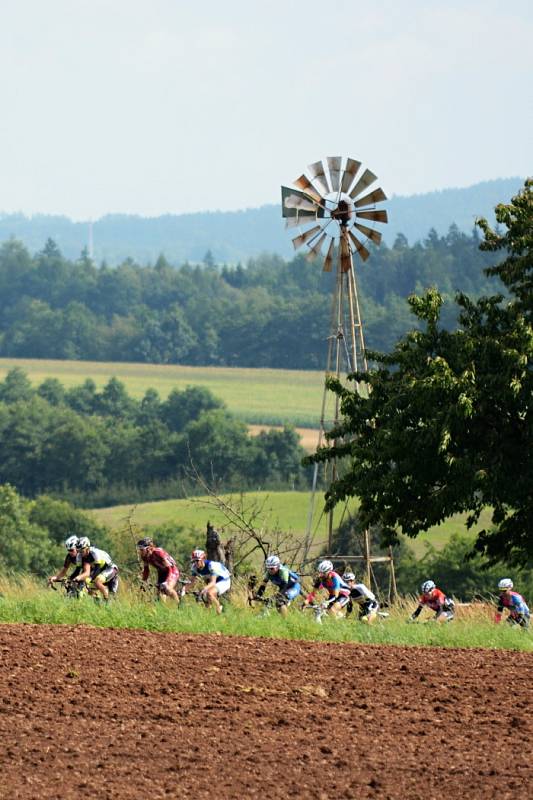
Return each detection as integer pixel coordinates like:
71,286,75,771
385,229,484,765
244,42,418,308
0,624,531,799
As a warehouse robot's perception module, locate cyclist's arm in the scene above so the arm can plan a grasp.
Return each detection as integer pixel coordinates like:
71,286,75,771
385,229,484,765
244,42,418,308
74,562,91,582
49,565,68,583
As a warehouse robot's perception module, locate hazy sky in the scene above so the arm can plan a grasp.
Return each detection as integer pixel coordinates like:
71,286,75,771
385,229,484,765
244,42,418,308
0,0,531,220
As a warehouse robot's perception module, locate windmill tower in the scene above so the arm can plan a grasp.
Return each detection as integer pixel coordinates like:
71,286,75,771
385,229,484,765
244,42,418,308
281,156,394,592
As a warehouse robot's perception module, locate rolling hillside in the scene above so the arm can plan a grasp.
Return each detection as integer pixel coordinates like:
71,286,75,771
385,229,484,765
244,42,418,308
0,178,524,265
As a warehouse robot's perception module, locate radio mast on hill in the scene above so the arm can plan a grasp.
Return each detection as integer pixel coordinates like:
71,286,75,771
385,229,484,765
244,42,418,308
281,156,395,593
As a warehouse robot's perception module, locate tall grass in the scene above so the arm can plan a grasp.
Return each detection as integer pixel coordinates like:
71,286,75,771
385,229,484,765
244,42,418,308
0,576,530,652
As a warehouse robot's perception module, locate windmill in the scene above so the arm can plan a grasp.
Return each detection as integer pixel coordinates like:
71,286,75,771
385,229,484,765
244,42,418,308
281,156,395,595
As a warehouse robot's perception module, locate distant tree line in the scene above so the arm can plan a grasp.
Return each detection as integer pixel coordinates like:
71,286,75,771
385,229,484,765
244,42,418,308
0,228,496,369
0,368,311,506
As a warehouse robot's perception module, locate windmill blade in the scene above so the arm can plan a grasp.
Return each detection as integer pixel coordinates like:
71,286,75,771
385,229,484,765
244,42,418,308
340,232,352,273
323,238,335,272
349,168,377,200
292,225,322,250
307,160,330,195
348,230,370,262
285,212,318,229
326,156,342,193
281,186,322,218
356,209,388,224
293,174,324,205
354,187,387,208
285,194,318,213
340,157,361,194
354,221,382,245
305,232,328,261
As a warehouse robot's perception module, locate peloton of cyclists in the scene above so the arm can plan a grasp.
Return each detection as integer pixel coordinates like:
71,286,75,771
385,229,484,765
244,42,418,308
254,555,301,616
495,578,530,628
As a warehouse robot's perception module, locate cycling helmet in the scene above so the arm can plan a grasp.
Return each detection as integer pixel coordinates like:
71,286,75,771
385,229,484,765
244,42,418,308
64,535,78,551
265,555,281,570
77,536,91,550
136,537,153,549
498,578,513,591
191,549,206,561
421,580,436,594
318,559,333,574
342,572,356,582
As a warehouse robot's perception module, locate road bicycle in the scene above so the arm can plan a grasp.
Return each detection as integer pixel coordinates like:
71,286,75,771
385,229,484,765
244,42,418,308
50,577,94,600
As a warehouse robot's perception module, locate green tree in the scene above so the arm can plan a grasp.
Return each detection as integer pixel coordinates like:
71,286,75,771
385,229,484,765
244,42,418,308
309,181,533,565
37,377,66,406
0,367,34,403
0,484,59,574
161,386,224,433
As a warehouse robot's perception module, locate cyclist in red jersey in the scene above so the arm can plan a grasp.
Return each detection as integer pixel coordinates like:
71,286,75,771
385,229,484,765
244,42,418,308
137,537,180,604
408,580,455,623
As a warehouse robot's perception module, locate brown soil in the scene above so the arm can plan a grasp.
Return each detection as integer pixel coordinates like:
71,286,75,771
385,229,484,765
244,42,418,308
0,624,531,799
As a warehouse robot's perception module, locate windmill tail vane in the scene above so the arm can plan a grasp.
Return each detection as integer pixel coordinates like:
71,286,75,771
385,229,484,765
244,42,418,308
281,155,388,270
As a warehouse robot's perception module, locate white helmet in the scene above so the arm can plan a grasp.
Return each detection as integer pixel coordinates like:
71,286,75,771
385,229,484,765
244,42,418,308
421,580,436,594
342,572,356,582
77,537,91,550
498,578,513,591
318,560,333,574
64,535,78,550
191,549,206,561
265,555,281,570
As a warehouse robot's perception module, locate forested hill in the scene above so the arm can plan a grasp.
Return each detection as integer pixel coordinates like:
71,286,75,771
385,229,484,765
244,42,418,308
0,226,503,367
0,177,524,265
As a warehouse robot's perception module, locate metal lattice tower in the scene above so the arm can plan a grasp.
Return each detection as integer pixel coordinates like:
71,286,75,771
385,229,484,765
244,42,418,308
281,156,389,582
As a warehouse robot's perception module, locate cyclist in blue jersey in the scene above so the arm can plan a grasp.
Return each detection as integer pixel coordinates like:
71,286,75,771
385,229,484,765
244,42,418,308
255,555,301,617
188,549,231,614
495,579,530,628
304,560,351,618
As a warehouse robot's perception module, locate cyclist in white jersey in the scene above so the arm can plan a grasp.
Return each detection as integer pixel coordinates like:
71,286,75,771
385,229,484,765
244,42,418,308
188,549,230,615
74,537,119,601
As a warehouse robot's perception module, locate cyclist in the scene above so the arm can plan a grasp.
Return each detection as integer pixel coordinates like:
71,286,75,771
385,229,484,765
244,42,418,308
304,560,351,618
74,537,119,601
255,555,301,617
495,579,530,628
188,549,231,614
408,580,455,623
136,537,181,604
342,572,379,623
48,535,83,586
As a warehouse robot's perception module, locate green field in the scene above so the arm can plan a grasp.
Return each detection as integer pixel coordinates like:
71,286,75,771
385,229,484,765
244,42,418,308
90,490,357,556
89,490,492,558
0,357,326,427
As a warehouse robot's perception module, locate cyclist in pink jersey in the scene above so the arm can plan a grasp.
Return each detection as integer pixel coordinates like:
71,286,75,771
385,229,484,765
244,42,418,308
137,537,181,604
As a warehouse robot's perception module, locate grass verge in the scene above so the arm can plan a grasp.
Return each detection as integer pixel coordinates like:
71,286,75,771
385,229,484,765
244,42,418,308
0,577,531,652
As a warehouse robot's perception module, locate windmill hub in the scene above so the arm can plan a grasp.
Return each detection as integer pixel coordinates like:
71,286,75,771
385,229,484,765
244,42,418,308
281,156,388,270
330,197,353,225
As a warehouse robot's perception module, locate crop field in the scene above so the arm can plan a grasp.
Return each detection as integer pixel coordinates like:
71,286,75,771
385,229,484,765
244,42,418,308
0,582,531,799
0,356,326,427
90,490,493,558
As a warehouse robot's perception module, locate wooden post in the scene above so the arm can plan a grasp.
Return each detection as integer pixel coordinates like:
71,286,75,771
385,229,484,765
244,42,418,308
363,529,371,587
388,545,397,604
